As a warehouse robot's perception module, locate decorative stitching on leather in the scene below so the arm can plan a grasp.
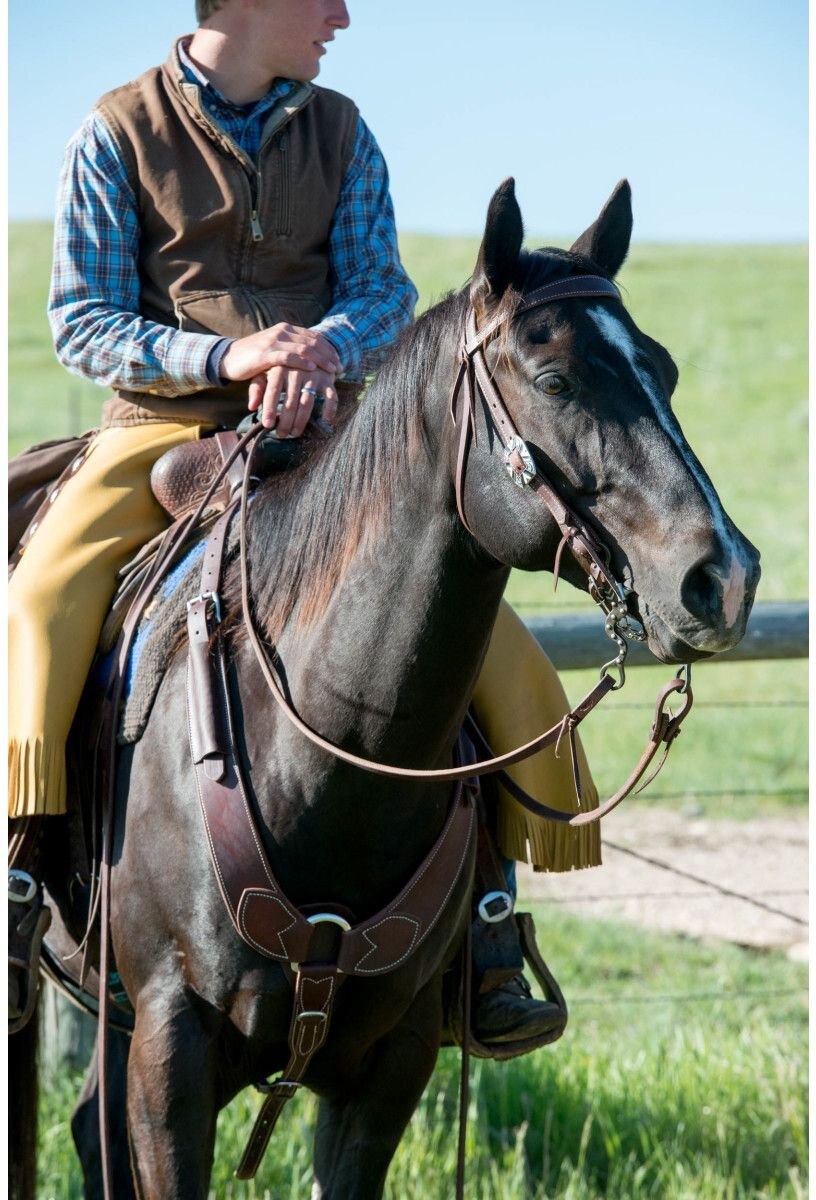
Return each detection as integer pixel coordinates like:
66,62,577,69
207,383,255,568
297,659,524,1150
353,914,420,973
238,892,300,960
295,973,335,1055
296,1019,326,1057
352,813,474,974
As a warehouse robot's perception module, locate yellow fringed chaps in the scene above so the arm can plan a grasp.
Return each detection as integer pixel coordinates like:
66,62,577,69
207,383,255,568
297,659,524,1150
9,425,601,874
473,602,601,873
8,422,206,819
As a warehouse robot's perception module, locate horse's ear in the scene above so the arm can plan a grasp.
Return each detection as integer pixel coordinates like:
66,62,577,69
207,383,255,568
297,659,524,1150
569,179,633,277
471,178,524,308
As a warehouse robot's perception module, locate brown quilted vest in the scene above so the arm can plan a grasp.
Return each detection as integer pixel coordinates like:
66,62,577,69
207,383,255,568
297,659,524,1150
96,43,359,428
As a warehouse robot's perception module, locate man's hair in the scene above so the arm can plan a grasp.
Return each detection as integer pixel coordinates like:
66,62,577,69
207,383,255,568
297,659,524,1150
196,0,225,21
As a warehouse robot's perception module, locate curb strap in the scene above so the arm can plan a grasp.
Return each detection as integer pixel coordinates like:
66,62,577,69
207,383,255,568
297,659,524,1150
235,965,340,1180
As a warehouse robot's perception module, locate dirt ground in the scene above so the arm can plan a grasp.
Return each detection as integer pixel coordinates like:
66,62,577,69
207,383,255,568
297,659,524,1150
518,809,809,962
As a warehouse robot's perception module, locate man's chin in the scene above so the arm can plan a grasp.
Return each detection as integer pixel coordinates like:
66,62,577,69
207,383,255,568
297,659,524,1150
294,58,323,83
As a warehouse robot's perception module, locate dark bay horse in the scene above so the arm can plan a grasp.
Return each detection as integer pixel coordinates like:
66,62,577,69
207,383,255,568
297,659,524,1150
26,178,758,1199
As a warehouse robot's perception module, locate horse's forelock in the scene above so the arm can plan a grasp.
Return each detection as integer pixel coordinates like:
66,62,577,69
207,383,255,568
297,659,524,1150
484,248,611,363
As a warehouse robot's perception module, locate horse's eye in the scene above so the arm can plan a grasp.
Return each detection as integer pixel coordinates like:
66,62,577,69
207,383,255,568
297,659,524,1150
539,373,570,396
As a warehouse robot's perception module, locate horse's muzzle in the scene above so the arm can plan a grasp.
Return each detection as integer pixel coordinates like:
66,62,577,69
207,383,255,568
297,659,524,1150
641,542,761,663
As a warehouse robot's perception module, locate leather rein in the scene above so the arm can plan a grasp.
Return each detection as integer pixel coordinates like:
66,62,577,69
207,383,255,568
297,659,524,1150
235,275,694,827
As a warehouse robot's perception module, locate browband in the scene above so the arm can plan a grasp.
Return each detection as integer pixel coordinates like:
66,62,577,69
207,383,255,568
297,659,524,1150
464,275,621,354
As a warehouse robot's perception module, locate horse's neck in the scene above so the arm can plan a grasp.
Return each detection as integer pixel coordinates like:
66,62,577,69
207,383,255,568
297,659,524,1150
233,371,510,911
236,477,503,913
280,464,508,770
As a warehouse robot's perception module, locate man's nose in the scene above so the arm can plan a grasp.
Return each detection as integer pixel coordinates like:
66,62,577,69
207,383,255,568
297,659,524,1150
329,1,351,29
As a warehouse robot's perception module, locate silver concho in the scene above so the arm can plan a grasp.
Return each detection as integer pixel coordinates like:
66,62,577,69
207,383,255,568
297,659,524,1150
503,436,536,488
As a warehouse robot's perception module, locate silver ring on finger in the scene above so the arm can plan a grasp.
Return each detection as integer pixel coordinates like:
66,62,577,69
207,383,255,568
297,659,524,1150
276,390,287,412
300,386,318,397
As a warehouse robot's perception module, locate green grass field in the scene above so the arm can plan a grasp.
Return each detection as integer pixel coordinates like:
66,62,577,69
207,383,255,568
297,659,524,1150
37,906,807,1199
9,225,808,1198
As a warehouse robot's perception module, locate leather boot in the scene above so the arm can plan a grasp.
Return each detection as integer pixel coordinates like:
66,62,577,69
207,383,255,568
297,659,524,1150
8,869,51,1035
470,895,565,1044
474,969,566,1044
469,788,566,1047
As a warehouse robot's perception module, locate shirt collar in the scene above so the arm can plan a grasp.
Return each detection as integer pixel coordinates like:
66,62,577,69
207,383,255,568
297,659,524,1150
176,36,294,116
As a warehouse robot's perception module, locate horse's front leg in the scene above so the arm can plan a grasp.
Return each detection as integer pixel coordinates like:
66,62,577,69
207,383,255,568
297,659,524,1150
126,982,219,1200
311,977,444,1200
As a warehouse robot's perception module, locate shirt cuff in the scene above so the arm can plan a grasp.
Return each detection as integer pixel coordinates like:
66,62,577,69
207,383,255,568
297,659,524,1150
205,338,235,386
310,317,363,381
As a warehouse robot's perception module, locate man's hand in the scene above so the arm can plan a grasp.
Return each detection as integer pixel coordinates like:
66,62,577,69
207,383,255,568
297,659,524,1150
220,324,340,438
248,363,338,438
219,323,341,382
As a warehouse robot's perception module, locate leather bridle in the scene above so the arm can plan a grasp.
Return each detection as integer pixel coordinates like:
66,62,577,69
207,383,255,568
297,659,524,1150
451,274,646,646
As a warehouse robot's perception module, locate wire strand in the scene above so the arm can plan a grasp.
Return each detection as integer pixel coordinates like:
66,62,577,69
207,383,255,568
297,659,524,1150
602,840,808,927
567,986,807,1008
537,887,808,904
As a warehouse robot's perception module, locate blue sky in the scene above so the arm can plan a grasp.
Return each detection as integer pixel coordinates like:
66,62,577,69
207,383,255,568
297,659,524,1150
8,0,808,240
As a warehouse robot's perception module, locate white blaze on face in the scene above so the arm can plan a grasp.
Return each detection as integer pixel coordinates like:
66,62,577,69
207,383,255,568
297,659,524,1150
586,304,746,579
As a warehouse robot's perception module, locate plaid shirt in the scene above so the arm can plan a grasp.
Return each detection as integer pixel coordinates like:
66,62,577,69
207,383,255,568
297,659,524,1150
48,45,417,394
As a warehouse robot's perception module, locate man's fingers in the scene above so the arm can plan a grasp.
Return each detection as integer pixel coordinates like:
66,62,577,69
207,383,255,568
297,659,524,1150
320,383,338,430
274,325,341,370
252,363,338,436
260,367,286,429
220,324,341,382
290,384,318,440
266,327,339,374
222,347,319,382
266,350,320,370
275,371,313,440
288,373,337,438
247,374,267,413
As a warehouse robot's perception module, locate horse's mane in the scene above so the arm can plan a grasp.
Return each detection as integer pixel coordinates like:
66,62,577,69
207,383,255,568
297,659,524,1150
228,287,465,643
227,247,607,643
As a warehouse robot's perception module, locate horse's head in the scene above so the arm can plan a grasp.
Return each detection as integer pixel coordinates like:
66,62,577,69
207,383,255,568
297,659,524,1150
455,179,760,663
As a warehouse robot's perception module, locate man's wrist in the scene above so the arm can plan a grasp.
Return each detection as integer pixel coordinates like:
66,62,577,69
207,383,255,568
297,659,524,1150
310,321,356,380
206,337,236,385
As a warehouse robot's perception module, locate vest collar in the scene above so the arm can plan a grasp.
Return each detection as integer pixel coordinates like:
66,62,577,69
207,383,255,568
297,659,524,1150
162,39,315,169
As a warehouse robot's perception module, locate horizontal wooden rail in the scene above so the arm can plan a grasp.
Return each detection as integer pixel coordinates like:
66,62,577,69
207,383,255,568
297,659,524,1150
524,601,808,671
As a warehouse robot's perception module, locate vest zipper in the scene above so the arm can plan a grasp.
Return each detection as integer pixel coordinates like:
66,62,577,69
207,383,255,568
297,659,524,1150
276,133,291,237
250,170,264,242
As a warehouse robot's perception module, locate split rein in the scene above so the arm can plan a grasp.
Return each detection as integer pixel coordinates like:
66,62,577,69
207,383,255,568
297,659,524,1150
234,276,694,826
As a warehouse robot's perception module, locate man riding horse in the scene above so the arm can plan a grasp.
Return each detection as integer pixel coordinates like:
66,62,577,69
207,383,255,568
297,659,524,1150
9,0,600,1045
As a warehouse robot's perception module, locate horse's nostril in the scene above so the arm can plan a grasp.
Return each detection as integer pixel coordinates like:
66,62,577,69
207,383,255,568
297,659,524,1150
680,558,724,621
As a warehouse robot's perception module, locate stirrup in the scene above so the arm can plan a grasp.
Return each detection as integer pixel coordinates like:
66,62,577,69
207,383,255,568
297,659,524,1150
444,912,568,1061
8,871,51,1036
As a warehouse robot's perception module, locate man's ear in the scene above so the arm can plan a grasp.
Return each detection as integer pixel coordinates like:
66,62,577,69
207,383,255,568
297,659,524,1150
570,179,633,277
470,178,524,310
